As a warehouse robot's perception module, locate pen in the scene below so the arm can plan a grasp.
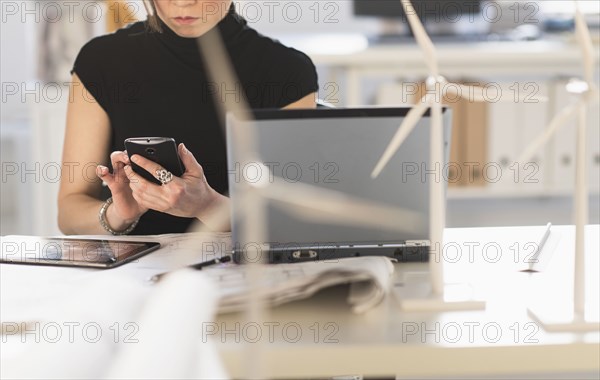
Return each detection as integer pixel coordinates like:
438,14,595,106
149,255,232,283
189,255,232,269
523,222,552,272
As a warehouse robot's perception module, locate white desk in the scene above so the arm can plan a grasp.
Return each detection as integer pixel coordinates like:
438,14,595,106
217,225,600,379
1,226,599,379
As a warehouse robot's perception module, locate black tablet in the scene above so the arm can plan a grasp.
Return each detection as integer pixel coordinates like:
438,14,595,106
0,237,160,269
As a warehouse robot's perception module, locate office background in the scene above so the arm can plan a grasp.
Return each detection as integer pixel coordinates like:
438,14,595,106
1,0,599,236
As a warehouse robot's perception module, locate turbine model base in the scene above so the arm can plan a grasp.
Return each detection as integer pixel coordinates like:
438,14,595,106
528,304,600,332
395,273,486,311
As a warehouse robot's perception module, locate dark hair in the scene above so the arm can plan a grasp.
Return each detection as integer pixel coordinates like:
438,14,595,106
143,0,163,33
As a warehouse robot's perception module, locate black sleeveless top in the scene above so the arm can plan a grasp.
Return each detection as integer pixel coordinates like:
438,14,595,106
71,5,319,235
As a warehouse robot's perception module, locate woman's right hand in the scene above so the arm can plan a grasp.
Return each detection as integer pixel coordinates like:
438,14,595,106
96,151,148,228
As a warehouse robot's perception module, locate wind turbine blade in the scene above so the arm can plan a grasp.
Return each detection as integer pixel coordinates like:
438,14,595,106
514,101,581,165
371,96,431,178
259,180,426,236
400,0,439,77
196,32,249,119
196,30,259,166
574,2,596,84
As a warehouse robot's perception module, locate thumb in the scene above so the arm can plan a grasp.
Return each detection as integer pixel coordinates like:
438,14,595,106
98,164,129,191
179,143,204,177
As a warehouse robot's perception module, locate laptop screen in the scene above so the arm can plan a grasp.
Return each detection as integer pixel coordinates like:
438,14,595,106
226,107,451,248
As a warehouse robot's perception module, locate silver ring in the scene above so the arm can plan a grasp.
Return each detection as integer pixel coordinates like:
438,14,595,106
155,168,173,185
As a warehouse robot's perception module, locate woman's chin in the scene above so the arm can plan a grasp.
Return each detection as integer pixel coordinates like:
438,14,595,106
170,24,205,39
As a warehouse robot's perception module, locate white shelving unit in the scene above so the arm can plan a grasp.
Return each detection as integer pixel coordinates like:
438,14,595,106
295,37,600,227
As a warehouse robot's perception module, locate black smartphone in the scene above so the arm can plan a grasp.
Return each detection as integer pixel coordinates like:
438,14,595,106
124,137,185,185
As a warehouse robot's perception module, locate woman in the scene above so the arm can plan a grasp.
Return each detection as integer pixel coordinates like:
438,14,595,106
58,0,318,235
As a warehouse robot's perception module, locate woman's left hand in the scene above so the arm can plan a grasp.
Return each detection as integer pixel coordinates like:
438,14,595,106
123,143,222,221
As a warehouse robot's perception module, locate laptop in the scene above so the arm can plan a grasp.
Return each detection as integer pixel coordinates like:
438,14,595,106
226,107,452,264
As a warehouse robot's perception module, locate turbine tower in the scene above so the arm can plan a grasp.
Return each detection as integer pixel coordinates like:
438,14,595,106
371,0,490,310
515,1,599,332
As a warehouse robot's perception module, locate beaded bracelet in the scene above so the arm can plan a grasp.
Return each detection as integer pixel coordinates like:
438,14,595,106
99,197,139,235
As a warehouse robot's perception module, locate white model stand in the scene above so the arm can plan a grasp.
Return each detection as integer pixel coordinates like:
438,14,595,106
372,0,487,311
526,82,599,332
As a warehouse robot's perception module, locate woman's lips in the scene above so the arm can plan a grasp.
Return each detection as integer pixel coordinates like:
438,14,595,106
173,17,199,25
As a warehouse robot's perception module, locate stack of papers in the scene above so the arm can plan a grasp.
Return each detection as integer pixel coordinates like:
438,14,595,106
200,256,395,314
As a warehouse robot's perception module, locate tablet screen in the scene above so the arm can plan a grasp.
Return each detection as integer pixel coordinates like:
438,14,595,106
0,237,160,268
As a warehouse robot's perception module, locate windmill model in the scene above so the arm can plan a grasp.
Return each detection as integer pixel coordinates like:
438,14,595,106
515,1,599,332
371,0,490,311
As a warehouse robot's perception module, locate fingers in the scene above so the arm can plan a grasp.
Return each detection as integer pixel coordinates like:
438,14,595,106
110,151,130,170
97,164,124,189
128,153,163,177
127,144,204,179
130,185,170,212
124,165,173,212
124,164,156,191
97,151,130,188
124,164,169,199
124,144,207,216
96,165,111,184
111,150,130,163
178,143,204,178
